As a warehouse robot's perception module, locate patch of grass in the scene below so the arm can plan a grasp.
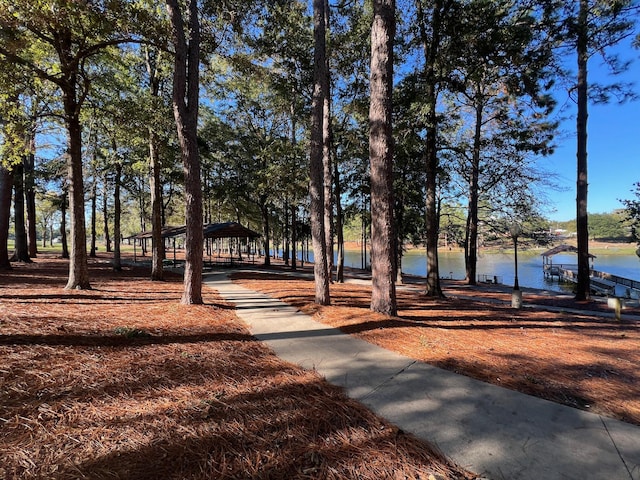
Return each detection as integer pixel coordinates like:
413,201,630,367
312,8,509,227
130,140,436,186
524,374,542,385
113,326,151,338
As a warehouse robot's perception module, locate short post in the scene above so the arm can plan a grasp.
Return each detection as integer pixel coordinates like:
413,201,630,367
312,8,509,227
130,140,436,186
607,297,623,321
511,224,522,309
512,287,523,309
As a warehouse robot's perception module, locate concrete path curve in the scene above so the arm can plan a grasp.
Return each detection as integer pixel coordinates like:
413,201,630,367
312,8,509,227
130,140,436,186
204,271,640,480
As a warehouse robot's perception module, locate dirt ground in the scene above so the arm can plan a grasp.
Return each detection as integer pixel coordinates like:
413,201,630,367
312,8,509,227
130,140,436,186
0,255,473,480
231,268,640,427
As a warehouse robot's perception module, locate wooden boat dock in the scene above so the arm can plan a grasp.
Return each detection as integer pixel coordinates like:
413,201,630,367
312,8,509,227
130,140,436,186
542,244,640,298
544,264,640,297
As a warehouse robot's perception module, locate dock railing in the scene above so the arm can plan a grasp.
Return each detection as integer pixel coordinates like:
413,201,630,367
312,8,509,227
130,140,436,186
591,270,640,295
591,270,640,292
553,267,638,297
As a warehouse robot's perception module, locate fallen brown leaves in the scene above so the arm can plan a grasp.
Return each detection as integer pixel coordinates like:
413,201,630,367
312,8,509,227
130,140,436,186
232,270,640,427
0,255,472,480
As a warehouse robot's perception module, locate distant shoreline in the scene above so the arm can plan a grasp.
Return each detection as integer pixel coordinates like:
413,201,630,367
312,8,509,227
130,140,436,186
341,240,639,256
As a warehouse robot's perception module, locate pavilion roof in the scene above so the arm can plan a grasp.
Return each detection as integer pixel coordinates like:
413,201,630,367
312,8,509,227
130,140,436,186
203,222,260,239
541,243,596,258
134,226,186,240
134,222,260,240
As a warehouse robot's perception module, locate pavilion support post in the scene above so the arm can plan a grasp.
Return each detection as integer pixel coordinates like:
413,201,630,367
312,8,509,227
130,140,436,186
173,238,177,267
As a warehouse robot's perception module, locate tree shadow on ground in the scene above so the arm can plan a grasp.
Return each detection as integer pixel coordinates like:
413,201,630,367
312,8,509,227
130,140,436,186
1,328,463,479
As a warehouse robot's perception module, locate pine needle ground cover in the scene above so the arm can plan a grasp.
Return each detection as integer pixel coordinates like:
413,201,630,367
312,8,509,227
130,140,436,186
232,270,640,426
0,255,472,480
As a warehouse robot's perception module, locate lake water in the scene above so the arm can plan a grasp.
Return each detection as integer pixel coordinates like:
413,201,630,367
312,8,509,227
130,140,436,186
338,248,640,294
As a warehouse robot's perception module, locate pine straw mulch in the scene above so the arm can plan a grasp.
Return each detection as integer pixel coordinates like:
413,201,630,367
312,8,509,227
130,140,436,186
0,254,474,480
230,269,640,427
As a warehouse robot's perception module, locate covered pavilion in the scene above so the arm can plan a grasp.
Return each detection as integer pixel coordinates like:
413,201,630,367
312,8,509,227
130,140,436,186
133,222,261,267
203,222,261,266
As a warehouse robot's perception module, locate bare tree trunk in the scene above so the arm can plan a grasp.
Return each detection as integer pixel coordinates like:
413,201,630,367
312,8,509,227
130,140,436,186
334,157,344,283
289,104,298,272
291,204,297,271
284,199,290,265
323,152,333,279
465,98,482,286
322,0,334,281
361,197,369,270
149,127,165,280
0,165,13,269
63,88,90,289
369,0,397,316
102,177,111,252
13,161,30,262
274,234,280,260
260,202,271,266
41,218,47,248
417,0,444,297
24,135,38,258
60,188,69,259
575,0,590,301
113,162,122,271
146,47,165,281
89,176,97,257
138,183,147,256
310,0,330,305
424,128,443,294
167,0,203,304
394,171,405,285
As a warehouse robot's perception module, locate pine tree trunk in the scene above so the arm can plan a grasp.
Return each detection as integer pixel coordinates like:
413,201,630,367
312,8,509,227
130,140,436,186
310,0,330,305
322,2,334,282
323,142,333,280
291,204,297,271
0,165,13,269
138,191,147,256
418,0,444,297
13,161,30,262
289,104,298,272
149,128,165,281
63,88,90,289
334,157,344,283
395,172,405,285
167,0,203,304
425,162,442,293
178,124,203,304
112,162,122,271
575,0,590,301
369,0,397,316
284,199,290,265
465,98,483,286
102,178,111,252
146,47,165,282
24,139,38,258
261,202,271,266
90,178,97,258
60,189,69,259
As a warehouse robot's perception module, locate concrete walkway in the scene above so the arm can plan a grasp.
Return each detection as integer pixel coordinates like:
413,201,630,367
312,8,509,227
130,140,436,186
204,271,640,480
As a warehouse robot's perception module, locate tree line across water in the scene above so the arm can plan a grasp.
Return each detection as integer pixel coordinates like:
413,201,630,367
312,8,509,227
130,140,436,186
1,1,639,313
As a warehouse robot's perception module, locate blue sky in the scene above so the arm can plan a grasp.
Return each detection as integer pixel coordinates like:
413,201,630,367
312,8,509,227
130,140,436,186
542,42,640,222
